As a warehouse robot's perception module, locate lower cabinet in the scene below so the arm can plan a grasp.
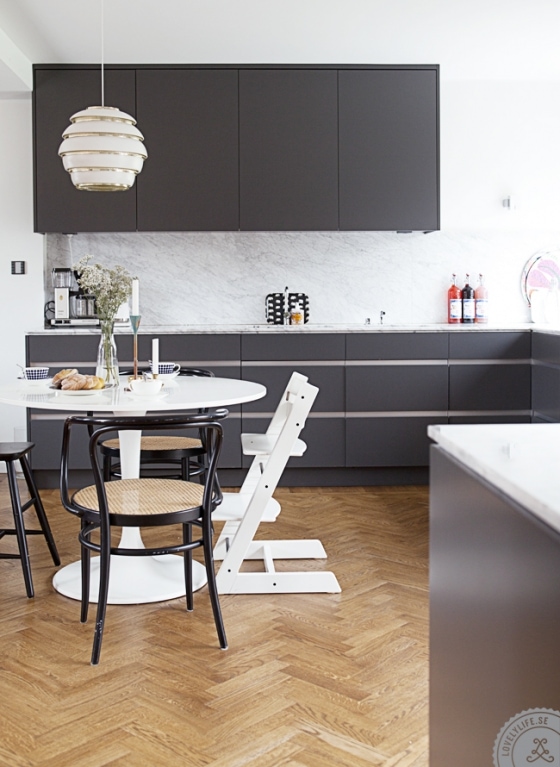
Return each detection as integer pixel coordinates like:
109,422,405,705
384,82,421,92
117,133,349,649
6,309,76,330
346,416,447,467
532,331,560,423
25,330,537,484
449,365,531,411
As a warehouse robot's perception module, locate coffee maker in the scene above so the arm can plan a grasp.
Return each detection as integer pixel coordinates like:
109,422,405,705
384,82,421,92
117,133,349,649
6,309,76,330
52,268,72,321
50,268,98,325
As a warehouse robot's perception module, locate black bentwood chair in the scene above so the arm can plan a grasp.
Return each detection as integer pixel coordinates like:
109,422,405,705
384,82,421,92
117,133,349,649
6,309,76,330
60,411,228,666
100,368,215,482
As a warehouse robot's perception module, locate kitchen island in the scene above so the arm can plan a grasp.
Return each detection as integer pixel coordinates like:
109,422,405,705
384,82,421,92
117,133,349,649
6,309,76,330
429,423,560,766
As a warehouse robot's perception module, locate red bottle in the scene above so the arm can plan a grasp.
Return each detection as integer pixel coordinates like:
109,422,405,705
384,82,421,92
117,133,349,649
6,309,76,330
447,274,461,324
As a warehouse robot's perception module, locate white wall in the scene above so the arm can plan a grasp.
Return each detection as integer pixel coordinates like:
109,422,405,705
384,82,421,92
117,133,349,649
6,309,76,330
0,97,43,442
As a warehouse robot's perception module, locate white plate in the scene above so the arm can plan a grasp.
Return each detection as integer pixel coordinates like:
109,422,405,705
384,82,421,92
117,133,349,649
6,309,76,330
53,388,106,397
155,371,180,380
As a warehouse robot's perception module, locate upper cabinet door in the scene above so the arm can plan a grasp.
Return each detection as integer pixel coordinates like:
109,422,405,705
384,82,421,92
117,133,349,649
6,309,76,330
339,68,439,232
239,69,338,231
136,69,239,231
34,68,137,233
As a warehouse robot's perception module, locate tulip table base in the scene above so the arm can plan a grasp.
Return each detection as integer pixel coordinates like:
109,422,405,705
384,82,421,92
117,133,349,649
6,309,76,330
52,526,208,604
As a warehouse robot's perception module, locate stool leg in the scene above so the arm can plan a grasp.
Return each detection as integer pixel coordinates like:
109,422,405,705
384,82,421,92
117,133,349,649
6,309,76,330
19,455,60,566
5,460,34,598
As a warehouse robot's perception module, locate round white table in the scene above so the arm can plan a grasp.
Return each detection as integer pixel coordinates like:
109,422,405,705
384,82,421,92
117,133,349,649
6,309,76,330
0,375,266,604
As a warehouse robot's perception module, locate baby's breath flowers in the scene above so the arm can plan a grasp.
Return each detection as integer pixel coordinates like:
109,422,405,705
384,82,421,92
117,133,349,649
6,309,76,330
73,256,134,386
73,256,133,321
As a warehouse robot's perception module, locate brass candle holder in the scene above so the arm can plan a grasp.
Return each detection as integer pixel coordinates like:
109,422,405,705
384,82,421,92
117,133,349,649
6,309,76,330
130,315,141,379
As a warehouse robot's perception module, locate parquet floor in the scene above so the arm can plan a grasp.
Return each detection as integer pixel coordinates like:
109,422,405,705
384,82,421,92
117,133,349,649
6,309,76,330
0,478,429,767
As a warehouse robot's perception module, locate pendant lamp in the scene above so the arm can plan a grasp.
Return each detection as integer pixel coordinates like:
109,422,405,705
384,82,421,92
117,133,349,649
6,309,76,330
58,0,147,191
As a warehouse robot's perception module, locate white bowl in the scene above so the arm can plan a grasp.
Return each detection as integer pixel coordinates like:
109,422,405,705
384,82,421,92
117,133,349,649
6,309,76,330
129,379,163,397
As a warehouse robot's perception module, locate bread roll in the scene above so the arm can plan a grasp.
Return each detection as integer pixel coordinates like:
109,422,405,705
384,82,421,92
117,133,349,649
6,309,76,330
61,374,88,390
52,368,78,387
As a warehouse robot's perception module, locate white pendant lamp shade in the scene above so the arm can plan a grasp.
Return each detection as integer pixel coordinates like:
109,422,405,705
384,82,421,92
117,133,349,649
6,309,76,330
58,105,148,192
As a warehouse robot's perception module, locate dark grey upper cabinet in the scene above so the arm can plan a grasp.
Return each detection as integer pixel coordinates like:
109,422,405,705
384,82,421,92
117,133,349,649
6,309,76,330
33,68,138,233
34,65,439,233
136,69,239,231
239,69,339,231
338,68,439,231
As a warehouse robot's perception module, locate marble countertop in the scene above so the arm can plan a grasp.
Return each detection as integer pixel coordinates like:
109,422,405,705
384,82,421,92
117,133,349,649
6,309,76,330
29,322,543,336
428,423,560,534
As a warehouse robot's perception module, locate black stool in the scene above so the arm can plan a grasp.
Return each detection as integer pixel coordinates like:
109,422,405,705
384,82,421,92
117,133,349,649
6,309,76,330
0,442,60,597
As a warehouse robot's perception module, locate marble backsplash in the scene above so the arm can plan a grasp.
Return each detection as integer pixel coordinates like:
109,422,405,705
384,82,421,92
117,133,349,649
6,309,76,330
44,230,560,327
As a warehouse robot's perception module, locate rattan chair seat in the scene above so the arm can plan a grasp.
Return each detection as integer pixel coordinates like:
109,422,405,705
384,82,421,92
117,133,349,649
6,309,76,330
103,436,203,451
74,478,204,517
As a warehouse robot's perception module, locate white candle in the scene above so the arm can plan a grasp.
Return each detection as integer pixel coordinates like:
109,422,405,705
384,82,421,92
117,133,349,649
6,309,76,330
152,338,159,374
131,278,139,315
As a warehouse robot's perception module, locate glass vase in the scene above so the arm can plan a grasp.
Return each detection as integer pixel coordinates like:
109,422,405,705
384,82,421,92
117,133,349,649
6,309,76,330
96,319,119,387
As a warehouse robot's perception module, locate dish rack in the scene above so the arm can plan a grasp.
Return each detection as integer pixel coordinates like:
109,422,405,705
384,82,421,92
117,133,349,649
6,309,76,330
265,292,310,324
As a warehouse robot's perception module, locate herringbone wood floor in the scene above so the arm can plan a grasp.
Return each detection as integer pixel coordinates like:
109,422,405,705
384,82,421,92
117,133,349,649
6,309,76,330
0,479,429,767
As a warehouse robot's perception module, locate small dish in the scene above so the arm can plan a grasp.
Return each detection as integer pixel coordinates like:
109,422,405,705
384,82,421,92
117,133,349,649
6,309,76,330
156,371,180,380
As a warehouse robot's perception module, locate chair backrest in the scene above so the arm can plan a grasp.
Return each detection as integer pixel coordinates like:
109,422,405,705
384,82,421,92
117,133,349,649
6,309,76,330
179,367,214,377
239,374,317,497
119,367,214,378
60,410,228,518
265,371,310,437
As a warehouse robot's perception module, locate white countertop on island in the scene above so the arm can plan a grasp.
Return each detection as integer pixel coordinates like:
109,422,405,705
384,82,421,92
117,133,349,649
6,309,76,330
428,423,560,535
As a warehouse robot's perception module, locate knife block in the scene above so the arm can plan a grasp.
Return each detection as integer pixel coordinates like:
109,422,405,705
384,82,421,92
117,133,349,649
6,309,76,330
265,293,310,324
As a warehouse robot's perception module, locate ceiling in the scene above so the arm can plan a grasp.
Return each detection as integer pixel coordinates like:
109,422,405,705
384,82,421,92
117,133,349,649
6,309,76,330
1,0,560,96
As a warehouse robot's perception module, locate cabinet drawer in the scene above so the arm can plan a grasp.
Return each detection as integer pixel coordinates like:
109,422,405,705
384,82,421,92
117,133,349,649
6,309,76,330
346,416,446,467
532,332,560,365
449,332,530,360
346,332,448,360
29,415,90,470
532,363,560,422
27,335,102,364
242,333,344,361
346,365,448,411
449,364,531,411
241,365,344,413
137,334,241,363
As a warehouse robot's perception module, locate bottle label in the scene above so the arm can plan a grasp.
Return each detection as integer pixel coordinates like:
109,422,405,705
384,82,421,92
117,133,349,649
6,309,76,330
463,298,475,320
475,298,488,319
449,299,462,320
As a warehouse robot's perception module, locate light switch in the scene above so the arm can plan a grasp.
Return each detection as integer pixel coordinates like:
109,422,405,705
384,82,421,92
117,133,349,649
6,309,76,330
11,261,26,275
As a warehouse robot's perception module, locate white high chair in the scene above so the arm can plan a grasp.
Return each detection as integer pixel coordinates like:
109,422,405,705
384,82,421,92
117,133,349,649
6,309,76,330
213,372,341,594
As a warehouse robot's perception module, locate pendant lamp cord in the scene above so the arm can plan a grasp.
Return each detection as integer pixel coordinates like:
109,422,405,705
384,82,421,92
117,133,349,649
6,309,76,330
100,0,105,107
